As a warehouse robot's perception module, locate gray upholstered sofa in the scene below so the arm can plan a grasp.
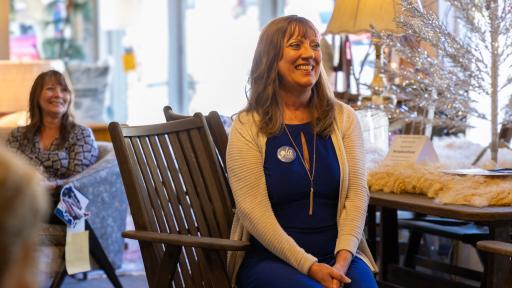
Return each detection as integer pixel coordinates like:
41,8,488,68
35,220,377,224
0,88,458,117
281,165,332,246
66,141,128,269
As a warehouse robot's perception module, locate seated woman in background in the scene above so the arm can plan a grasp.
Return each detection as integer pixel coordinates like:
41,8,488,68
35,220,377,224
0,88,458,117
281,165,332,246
227,15,378,288
6,70,98,189
0,147,48,288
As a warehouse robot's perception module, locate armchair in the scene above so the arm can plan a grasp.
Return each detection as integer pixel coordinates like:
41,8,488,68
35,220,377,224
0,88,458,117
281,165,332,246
66,141,128,269
40,141,127,287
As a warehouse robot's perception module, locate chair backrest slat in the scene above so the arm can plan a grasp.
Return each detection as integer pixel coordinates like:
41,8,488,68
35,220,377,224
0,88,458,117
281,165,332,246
110,113,233,287
204,111,235,223
189,128,230,238
205,111,228,167
156,134,211,288
169,130,222,286
168,131,211,236
128,136,166,255
134,136,169,243
146,135,180,234
147,131,211,287
155,134,191,234
108,128,159,283
158,134,200,235
163,107,234,232
178,130,222,238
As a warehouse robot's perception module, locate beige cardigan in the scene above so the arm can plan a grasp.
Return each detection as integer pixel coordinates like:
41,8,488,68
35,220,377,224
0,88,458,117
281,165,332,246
226,101,378,286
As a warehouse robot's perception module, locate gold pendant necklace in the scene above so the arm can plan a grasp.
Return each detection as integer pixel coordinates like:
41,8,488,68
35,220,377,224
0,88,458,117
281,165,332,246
283,125,317,215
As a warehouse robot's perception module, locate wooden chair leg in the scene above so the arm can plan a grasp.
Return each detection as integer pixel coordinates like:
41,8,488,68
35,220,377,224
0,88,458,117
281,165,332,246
403,231,423,268
50,259,67,288
367,204,377,259
86,221,123,288
204,250,231,288
153,245,181,288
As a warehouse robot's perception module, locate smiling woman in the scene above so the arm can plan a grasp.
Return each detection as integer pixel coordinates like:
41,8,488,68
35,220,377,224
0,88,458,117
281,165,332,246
227,15,378,288
6,70,99,189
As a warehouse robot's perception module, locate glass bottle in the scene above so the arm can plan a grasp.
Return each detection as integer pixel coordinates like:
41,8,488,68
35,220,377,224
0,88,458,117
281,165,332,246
370,41,386,106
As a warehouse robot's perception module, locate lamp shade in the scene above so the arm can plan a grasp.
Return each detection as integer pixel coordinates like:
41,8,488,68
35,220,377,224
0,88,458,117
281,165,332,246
325,0,402,34
0,60,64,114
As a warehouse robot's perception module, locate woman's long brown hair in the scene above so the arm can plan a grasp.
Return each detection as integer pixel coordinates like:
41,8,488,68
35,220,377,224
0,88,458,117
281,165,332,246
22,70,75,149
242,15,336,137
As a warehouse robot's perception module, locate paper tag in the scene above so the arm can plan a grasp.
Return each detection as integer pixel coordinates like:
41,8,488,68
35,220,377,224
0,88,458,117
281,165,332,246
65,231,91,274
384,135,439,164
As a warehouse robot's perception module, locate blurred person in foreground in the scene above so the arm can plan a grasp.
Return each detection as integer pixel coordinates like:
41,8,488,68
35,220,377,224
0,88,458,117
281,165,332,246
226,15,378,288
0,147,48,288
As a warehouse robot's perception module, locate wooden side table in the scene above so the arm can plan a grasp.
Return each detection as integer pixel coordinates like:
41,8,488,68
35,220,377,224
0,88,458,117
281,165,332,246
88,123,111,142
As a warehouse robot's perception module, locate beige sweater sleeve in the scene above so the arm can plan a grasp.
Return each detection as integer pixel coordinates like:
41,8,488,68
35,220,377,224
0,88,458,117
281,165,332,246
335,105,369,256
226,113,317,275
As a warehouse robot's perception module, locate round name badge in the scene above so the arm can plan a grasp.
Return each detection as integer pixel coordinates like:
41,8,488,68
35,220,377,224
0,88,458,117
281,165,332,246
277,146,296,163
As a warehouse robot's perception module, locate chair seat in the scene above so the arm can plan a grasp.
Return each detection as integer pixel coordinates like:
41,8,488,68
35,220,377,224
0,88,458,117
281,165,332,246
399,219,489,245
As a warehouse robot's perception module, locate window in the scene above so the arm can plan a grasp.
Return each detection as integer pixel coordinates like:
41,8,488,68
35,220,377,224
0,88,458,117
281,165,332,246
123,0,169,124
185,0,260,117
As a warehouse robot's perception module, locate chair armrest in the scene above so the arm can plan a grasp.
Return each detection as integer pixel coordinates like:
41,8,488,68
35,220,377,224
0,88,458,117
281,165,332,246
476,240,512,257
122,230,250,251
65,142,117,184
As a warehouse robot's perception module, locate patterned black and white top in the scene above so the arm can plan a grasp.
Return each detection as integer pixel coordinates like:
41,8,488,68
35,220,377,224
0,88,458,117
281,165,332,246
7,125,99,184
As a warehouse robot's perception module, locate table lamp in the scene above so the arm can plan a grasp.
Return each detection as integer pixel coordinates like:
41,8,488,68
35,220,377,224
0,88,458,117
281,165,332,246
325,0,402,106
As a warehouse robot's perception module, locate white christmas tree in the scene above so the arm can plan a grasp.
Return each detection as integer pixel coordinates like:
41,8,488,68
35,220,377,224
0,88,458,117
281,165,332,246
376,0,512,162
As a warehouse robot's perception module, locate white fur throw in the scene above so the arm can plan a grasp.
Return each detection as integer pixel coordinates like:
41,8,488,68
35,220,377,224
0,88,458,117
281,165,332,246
367,136,512,207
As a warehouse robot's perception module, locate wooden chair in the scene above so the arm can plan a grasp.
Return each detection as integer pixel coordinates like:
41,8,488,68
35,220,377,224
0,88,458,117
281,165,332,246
109,113,249,288
477,240,512,258
476,240,512,288
476,240,512,286
398,216,490,279
399,217,489,284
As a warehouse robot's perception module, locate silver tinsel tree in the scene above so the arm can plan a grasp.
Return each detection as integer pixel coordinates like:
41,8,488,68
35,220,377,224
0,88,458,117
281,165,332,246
376,0,512,162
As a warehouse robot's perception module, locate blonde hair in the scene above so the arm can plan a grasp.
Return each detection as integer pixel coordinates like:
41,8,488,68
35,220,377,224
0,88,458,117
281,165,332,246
242,15,336,137
0,147,48,288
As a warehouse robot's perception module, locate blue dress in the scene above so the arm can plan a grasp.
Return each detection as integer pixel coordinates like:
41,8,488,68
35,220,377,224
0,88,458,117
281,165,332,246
236,123,376,288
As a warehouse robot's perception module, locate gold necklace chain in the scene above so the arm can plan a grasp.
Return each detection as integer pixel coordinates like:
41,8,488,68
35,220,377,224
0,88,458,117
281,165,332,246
283,125,316,215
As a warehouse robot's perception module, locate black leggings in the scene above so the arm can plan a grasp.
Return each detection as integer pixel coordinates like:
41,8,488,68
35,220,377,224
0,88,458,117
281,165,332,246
48,185,63,225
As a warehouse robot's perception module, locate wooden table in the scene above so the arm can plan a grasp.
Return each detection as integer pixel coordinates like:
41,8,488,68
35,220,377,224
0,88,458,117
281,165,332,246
370,191,512,288
88,123,111,142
